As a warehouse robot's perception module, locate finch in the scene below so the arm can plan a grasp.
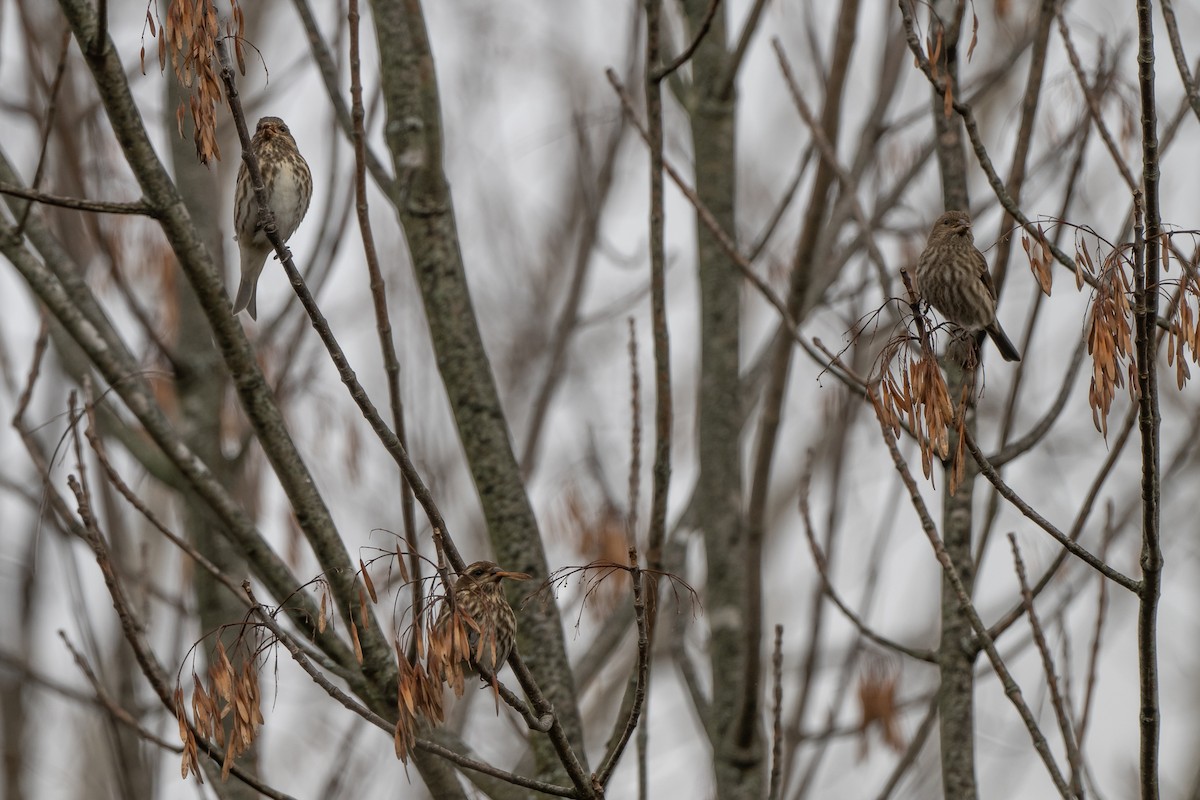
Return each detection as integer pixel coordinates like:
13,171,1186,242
232,116,312,320
433,561,530,675
915,210,1021,362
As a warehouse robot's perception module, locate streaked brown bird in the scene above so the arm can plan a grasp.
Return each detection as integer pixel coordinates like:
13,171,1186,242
435,561,531,675
232,116,312,320
915,210,1022,362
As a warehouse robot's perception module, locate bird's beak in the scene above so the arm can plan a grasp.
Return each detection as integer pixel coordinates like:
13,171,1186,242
495,570,532,582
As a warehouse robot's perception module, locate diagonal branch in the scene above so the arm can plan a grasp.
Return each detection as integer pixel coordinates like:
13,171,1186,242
654,0,721,81
965,430,1138,593
0,182,157,217
868,388,1074,799
896,0,1089,286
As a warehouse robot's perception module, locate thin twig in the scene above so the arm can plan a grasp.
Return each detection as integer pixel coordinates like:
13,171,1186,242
746,145,813,261
1159,0,1200,125
605,68,869,402
965,431,1138,592
14,29,72,237
1076,508,1113,746
985,405,1138,642
799,474,935,662
0,182,157,217
771,38,891,280
1055,12,1139,193
868,386,1074,798
288,0,395,193
990,0,1057,297
1008,534,1086,798
990,336,1087,467
59,633,184,754
872,696,938,800
719,0,770,98
654,0,721,81
595,548,650,786
638,8,671,796
767,624,785,800
62,443,297,799
1130,6,1164,780
466,658,552,733
520,109,627,478
80,388,266,611
347,0,424,649
11,315,49,426
643,0,673,579
506,653,597,798
626,319,642,542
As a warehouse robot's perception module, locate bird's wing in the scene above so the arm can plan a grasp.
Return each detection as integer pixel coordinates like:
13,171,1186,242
973,246,998,301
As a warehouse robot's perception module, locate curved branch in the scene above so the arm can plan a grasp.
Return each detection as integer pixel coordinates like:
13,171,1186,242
654,0,721,81
991,337,1086,467
799,475,936,663
0,181,156,217
965,430,1138,593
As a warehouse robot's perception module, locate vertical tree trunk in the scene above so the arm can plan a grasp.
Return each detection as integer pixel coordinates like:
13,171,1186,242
369,0,586,785
927,2,979,797
679,3,760,797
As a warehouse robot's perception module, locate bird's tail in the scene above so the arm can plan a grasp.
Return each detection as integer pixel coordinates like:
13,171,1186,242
232,275,258,320
233,247,268,321
985,323,1021,362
